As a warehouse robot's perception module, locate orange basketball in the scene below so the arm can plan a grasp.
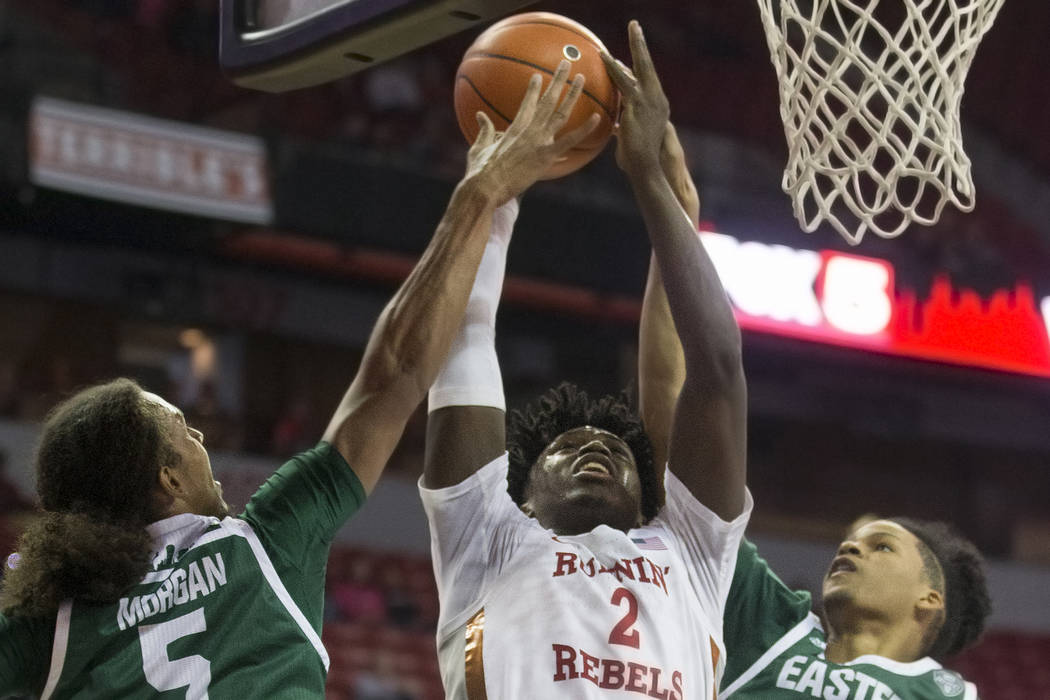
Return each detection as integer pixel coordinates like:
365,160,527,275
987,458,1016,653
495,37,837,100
454,12,619,180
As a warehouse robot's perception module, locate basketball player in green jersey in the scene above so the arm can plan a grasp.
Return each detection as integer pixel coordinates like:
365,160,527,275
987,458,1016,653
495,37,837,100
718,518,990,699
0,63,599,699
636,157,993,699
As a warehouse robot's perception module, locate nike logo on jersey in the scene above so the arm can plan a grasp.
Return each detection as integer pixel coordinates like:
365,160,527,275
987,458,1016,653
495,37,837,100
152,543,191,570
552,552,670,595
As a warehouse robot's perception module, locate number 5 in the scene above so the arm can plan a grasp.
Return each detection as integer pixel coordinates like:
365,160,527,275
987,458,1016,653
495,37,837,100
139,608,212,698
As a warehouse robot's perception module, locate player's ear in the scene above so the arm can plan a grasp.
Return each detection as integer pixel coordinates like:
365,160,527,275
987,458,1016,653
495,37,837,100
916,587,945,617
157,464,184,499
152,464,182,519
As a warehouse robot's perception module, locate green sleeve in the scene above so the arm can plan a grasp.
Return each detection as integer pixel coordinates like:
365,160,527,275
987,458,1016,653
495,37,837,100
0,613,53,697
238,441,366,630
721,538,814,690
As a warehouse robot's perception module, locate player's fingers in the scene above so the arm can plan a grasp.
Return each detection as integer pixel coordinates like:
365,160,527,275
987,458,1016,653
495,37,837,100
472,111,496,150
549,74,585,130
508,73,542,135
616,59,639,87
552,112,599,153
537,60,571,118
600,50,635,96
627,20,658,87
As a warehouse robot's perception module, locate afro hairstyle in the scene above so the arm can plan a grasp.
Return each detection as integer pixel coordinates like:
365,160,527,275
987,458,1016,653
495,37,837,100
506,382,661,523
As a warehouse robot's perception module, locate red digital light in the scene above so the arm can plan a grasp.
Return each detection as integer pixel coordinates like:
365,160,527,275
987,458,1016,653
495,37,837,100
703,232,1050,378
893,278,1050,377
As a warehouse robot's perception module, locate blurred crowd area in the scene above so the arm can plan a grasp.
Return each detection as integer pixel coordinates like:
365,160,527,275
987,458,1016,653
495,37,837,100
0,298,353,460
0,291,597,480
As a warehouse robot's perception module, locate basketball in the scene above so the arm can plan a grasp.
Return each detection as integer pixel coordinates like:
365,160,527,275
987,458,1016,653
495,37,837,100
454,12,620,180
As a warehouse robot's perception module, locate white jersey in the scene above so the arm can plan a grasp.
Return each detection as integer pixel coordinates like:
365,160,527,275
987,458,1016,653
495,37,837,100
420,453,752,700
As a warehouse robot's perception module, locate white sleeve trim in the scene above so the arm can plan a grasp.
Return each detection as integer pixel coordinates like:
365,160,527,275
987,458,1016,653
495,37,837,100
39,600,73,700
720,612,822,698
209,518,330,671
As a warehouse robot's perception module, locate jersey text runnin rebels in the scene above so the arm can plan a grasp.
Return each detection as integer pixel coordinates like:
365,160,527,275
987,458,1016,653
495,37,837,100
420,453,752,699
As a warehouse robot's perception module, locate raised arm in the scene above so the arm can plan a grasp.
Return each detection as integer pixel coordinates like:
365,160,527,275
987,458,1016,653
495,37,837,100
604,23,747,520
639,123,697,480
325,62,597,493
418,62,598,489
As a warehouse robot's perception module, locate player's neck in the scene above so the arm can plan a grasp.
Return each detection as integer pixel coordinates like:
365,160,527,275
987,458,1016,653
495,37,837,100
548,521,632,536
824,617,926,664
536,505,636,536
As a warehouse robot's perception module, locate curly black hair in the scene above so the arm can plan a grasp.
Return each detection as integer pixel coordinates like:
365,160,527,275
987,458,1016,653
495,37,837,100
1,378,177,616
890,517,992,660
506,382,661,524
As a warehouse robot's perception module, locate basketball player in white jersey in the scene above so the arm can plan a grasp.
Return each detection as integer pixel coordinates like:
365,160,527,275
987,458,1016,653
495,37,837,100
0,64,597,698
420,22,751,699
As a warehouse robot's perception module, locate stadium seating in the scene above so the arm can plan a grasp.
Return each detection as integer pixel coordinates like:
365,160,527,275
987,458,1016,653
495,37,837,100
323,547,444,700
948,630,1050,700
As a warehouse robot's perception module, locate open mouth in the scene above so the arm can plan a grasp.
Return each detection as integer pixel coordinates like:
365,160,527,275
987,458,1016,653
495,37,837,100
828,557,858,577
572,455,615,479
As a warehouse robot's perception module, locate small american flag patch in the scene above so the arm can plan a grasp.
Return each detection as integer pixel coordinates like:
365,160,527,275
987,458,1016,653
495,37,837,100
631,536,667,551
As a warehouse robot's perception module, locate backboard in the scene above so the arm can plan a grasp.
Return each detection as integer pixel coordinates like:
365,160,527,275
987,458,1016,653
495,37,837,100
220,0,536,92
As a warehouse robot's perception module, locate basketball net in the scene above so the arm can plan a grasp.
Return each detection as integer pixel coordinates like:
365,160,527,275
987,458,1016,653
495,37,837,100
756,0,1004,244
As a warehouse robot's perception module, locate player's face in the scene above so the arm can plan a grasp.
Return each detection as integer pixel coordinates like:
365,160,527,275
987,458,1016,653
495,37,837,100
142,391,229,519
522,426,643,535
822,520,939,627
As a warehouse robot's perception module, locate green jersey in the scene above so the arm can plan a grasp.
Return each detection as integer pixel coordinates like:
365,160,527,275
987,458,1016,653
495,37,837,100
719,539,979,700
0,442,365,699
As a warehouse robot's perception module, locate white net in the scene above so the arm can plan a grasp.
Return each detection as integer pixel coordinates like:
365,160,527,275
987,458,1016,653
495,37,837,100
756,0,1004,244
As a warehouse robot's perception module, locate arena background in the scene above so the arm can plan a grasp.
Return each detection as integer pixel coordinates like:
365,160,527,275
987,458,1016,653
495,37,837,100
0,1,1048,698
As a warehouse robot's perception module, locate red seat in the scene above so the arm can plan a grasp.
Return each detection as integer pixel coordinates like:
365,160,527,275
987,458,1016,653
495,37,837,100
947,630,1050,700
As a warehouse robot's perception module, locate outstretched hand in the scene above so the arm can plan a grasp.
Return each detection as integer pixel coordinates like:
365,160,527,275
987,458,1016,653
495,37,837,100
601,21,670,176
466,60,600,205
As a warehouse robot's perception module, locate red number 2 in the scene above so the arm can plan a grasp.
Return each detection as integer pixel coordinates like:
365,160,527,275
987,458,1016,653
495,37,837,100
608,587,640,648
